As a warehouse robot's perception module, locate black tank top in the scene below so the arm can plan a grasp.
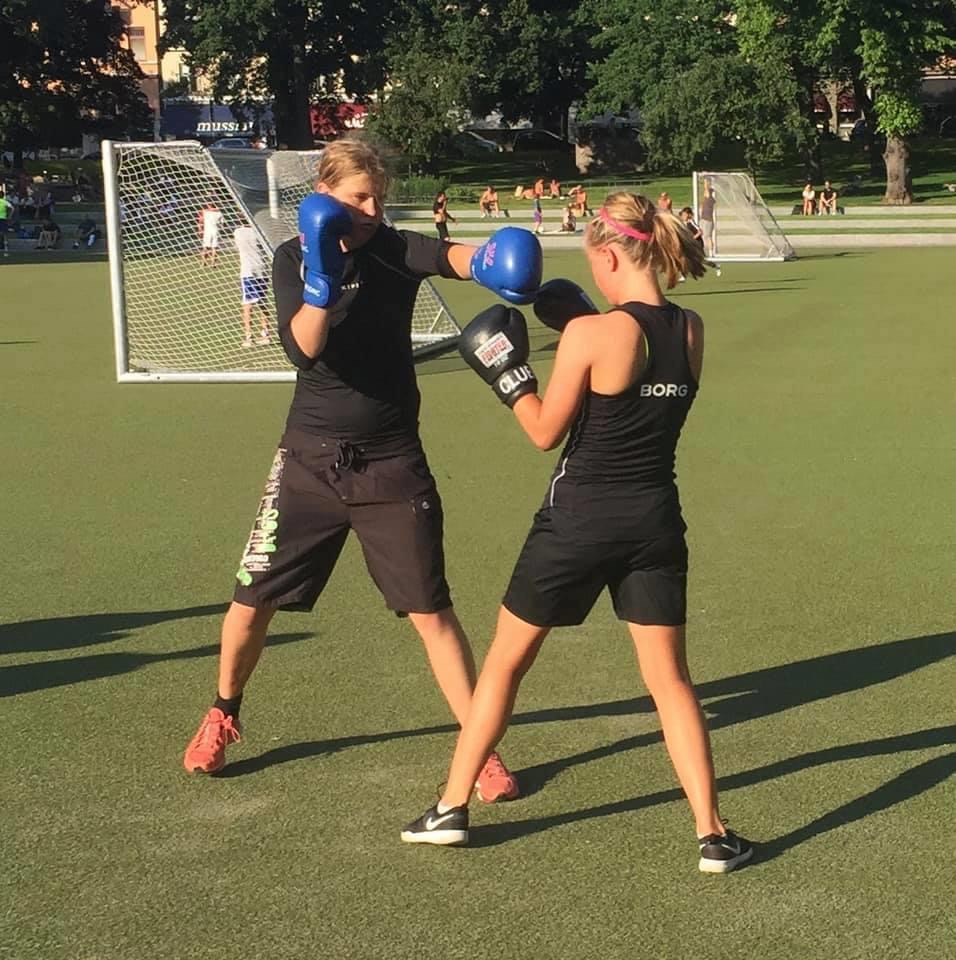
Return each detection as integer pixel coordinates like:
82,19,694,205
545,301,699,536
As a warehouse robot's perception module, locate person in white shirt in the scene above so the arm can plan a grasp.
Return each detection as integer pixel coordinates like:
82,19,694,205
233,223,272,347
198,201,224,266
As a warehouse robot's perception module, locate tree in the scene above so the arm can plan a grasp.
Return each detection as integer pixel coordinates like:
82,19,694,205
736,0,832,181
367,24,477,170
585,0,736,118
162,0,392,148
854,2,954,204
817,0,956,203
0,0,152,163
640,53,809,176
474,0,595,139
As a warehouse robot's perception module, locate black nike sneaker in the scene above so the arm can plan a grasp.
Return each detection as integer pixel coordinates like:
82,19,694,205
698,829,753,873
401,804,469,846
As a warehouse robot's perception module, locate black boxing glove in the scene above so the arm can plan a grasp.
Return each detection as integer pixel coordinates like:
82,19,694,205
533,278,598,332
459,304,538,408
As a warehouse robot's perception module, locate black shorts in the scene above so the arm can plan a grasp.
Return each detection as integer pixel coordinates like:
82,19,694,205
502,507,688,627
436,221,449,241
233,432,451,615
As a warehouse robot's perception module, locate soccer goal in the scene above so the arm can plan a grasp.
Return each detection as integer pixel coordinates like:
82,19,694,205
692,171,795,262
102,140,462,382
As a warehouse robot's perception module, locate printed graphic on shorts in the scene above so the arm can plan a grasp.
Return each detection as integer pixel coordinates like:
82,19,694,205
236,448,286,585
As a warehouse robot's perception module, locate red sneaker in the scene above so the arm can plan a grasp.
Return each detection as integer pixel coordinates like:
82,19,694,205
183,708,241,774
475,751,520,803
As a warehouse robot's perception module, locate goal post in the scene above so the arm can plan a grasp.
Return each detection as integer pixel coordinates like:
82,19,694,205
692,171,796,262
102,140,462,383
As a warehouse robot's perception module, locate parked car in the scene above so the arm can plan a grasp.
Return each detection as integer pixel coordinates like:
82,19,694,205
449,131,501,157
209,137,254,150
511,129,570,152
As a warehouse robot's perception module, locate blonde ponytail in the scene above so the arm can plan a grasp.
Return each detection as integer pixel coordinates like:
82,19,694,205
652,209,706,287
586,191,707,288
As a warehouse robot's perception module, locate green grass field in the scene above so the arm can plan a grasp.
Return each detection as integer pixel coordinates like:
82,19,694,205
2,249,954,960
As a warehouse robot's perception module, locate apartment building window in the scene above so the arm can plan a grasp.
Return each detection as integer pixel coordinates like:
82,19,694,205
128,25,147,61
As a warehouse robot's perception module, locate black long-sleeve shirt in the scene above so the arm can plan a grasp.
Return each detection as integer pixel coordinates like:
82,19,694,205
272,225,458,454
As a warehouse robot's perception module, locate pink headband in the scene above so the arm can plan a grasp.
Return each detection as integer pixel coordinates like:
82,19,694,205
597,207,652,242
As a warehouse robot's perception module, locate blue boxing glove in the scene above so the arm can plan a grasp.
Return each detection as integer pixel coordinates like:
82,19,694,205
470,227,543,305
298,193,353,307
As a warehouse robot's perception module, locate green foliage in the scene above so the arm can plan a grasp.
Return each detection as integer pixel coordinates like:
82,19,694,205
640,54,809,174
366,1,479,169
386,175,478,203
585,0,736,117
370,0,595,167
163,0,392,146
474,0,595,131
873,92,925,139
816,0,955,198
0,0,152,151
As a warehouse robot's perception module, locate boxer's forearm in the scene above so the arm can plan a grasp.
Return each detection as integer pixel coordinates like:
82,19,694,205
289,303,333,358
447,242,478,280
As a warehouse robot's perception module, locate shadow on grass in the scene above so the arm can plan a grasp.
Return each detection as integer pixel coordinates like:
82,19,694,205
0,604,229,654
793,251,862,260
468,725,956,856
0,633,313,698
512,630,955,796
0,630,313,698
218,630,952,792
676,286,806,297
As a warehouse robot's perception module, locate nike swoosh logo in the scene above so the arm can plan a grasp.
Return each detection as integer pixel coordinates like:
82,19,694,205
425,812,457,831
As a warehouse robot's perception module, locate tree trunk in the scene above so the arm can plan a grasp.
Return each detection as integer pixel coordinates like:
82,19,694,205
882,136,912,204
824,80,840,137
850,73,884,177
797,73,821,182
269,1,313,149
268,53,313,149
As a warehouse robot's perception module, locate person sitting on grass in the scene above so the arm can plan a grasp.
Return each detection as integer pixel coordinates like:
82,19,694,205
479,186,500,219
818,180,838,215
72,217,100,250
801,182,816,216
35,218,61,249
570,185,593,218
560,203,577,233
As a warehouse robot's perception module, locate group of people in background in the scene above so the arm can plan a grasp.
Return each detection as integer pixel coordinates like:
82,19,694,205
0,181,101,254
802,180,839,215
434,179,595,240
194,199,274,349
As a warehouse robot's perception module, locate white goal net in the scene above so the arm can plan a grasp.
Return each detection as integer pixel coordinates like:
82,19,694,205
692,171,795,262
102,140,462,382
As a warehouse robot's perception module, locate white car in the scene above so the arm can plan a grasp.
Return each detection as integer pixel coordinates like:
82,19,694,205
451,131,502,156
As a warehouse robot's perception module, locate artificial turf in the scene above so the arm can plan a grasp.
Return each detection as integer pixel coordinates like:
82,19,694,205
2,249,953,959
